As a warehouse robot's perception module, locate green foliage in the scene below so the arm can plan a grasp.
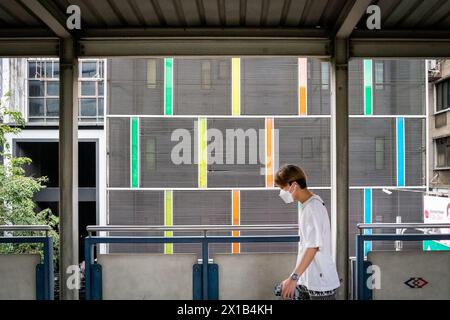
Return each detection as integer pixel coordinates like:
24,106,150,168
0,92,59,264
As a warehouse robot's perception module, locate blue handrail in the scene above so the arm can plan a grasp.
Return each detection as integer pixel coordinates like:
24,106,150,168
355,223,450,300
0,225,54,300
84,227,300,300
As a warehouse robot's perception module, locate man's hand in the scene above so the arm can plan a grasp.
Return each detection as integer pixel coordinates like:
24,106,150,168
281,277,297,300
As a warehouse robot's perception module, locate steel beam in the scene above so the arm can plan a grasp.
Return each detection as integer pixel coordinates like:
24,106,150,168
78,38,331,57
19,0,70,38
350,39,450,58
335,0,374,39
2,36,450,59
59,37,79,300
0,38,59,57
80,27,328,38
331,38,349,300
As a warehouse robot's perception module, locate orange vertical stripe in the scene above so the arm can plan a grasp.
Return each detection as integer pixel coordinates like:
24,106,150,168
299,87,307,115
298,58,307,115
232,190,240,254
266,118,274,188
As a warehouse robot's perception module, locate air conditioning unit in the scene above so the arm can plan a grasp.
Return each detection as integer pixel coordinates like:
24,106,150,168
428,60,441,81
429,60,438,69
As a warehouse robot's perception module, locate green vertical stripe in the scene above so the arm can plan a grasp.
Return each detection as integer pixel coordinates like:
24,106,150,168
130,117,139,188
164,58,173,115
363,59,373,115
164,190,173,254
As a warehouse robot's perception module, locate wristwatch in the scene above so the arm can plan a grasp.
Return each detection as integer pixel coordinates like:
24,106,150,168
290,273,299,281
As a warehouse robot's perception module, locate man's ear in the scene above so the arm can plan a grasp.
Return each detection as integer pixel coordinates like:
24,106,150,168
290,181,299,191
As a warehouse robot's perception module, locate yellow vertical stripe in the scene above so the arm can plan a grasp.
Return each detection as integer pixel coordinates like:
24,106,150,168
265,118,274,188
232,190,240,254
232,58,241,116
164,190,173,254
298,58,307,115
198,118,207,188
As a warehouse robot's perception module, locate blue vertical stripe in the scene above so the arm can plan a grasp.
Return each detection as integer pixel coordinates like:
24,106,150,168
364,188,372,256
396,118,405,187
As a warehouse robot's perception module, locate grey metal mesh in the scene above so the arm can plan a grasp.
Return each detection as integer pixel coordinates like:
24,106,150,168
348,189,423,257
105,57,426,258
349,189,364,257
140,118,198,187
108,118,130,187
307,59,331,115
241,57,297,115
349,59,425,115
174,58,231,115
405,119,426,186
373,59,425,115
349,118,396,186
275,118,331,187
172,191,231,256
108,58,164,115
348,58,364,115
349,118,425,187
207,118,266,187
372,189,423,252
108,190,165,253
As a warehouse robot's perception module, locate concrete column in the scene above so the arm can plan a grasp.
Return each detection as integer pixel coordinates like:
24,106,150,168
331,38,349,299
59,37,79,300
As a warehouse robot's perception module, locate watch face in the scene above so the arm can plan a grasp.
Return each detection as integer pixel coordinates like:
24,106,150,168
291,273,299,280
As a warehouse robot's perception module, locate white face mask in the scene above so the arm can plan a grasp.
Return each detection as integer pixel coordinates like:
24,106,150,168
279,189,294,204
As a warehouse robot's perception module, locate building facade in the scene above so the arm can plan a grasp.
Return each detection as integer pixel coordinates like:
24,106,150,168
428,59,450,191
1,57,429,259
1,58,107,259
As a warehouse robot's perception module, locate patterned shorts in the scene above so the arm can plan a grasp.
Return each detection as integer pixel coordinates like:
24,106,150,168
294,285,337,300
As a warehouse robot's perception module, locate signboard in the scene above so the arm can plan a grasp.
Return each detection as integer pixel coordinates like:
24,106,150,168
423,195,450,251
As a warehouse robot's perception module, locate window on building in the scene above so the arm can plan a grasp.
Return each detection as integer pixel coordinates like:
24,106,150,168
218,60,229,80
201,60,211,89
144,138,156,171
436,78,450,112
301,137,313,158
79,60,105,123
27,60,59,123
147,59,156,88
27,59,105,123
435,136,450,169
307,60,311,80
321,62,329,90
28,61,43,78
375,61,384,90
375,137,385,170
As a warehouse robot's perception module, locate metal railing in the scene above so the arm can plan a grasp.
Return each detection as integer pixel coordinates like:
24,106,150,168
357,223,450,231
84,224,299,300
0,225,54,300
0,225,51,233
355,223,450,300
87,224,299,234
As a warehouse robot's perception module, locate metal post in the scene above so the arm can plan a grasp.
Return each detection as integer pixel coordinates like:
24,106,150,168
355,234,364,300
332,38,349,299
59,37,79,300
395,216,403,251
202,237,209,300
43,236,54,300
84,237,92,300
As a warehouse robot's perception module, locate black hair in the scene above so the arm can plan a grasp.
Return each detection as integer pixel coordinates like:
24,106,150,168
293,178,307,189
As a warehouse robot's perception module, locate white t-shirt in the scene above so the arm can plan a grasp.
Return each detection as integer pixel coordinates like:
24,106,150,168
296,194,340,292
